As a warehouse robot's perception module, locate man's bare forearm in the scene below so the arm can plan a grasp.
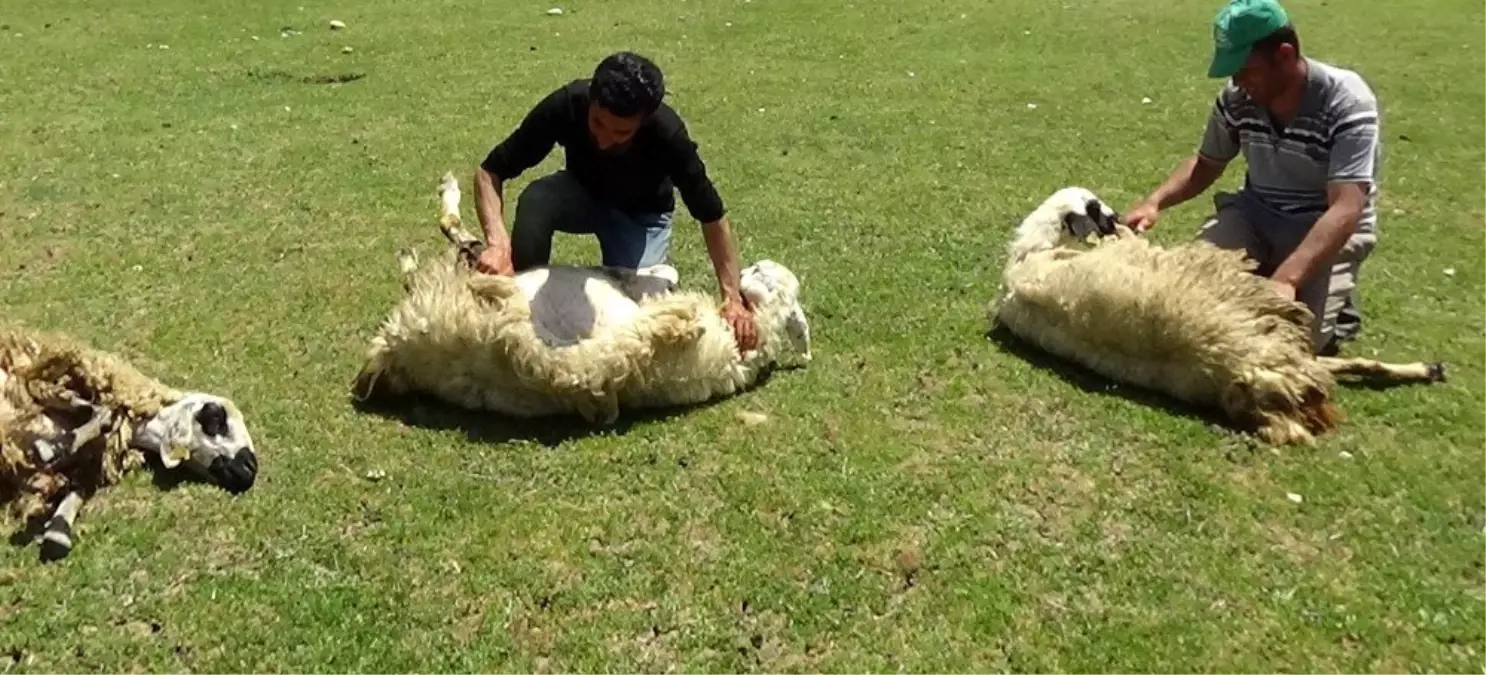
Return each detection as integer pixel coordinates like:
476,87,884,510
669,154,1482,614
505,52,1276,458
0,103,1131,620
1271,201,1361,288
1143,154,1226,209
474,167,510,247
701,216,744,302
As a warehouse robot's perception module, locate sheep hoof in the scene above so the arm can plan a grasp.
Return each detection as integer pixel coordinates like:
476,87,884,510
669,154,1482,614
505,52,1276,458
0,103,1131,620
38,521,72,563
1427,362,1448,383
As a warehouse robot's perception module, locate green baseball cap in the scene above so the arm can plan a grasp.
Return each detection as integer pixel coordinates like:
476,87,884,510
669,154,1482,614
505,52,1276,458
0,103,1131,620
1207,0,1290,78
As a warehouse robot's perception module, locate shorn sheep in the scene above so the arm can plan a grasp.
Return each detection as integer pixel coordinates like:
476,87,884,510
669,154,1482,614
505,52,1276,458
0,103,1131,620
1,321,258,562
351,173,812,424
987,186,1446,445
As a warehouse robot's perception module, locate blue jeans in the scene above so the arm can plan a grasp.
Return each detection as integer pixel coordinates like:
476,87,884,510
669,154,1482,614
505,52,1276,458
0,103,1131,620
510,171,673,271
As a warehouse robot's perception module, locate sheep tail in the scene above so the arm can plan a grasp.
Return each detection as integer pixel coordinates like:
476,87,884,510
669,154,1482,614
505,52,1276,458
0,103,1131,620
1223,368,1344,445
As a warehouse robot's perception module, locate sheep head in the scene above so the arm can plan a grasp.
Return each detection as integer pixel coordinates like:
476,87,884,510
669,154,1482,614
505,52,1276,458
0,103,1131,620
740,259,812,363
132,393,258,494
1008,186,1122,264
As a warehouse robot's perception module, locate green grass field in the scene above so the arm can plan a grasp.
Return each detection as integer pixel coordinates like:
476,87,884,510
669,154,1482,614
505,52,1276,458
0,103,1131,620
2,0,1483,671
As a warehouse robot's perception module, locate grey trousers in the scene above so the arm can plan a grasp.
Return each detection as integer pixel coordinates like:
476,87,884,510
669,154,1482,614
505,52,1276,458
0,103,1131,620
1196,191,1376,353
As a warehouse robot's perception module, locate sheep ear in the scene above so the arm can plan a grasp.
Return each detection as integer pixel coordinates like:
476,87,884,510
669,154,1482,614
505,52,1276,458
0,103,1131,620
1062,212,1099,238
134,414,187,468
740,275,771,307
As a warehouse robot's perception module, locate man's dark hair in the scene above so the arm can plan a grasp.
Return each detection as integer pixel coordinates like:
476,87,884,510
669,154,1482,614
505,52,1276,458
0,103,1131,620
1252,23,1301,60
589,51,666,118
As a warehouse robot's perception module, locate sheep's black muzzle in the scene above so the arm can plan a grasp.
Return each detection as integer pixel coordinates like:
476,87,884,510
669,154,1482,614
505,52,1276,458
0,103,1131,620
209,449,258,494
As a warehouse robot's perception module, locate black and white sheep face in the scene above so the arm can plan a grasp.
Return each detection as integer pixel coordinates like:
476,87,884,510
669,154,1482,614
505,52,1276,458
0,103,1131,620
740,260,812,362
133,393,258,494
1050,187,1121,241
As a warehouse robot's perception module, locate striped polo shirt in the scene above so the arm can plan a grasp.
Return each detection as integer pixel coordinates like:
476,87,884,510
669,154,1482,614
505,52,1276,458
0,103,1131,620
1198,57,1383,236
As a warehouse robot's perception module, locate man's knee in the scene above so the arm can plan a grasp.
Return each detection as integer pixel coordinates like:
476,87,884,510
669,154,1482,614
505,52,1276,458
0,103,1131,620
1301,251,1369,353
638,223,673,268
597,212,673,270
513,174,580,233
511,173,593,269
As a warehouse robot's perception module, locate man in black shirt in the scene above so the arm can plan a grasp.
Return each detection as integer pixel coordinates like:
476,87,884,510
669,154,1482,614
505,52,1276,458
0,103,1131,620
472,51,756,351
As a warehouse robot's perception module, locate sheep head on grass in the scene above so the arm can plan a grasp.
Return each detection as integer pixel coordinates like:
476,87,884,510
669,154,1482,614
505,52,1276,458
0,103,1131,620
131,393,258,494
740,259,812,364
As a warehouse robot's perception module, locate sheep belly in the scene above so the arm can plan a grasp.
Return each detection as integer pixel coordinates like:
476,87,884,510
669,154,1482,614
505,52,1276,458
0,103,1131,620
374,296,578,417
521,273,645,347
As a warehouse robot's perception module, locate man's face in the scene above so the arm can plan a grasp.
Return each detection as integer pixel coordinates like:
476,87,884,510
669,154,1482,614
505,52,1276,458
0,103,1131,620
1231,44,1295,106
587,103,643,153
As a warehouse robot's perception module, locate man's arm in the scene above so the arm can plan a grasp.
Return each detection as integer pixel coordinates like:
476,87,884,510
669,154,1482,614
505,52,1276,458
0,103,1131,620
700,216,745,305
1127,94,1239,229
1271,103,1380,288
472,86,565,273
660,119,732,293
660,116,756,349
1142,153,1230,211
699,215,757,352
1269,181,1367,288
472,167,514,273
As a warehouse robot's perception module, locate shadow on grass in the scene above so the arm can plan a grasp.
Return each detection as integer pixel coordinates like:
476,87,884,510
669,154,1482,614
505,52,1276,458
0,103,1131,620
983,324,1448,441
348,366,781,447
983,323,1235,432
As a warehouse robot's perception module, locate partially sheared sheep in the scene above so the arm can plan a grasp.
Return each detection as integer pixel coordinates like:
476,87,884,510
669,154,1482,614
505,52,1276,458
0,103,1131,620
987,186,1446,445
1,321,258,562
351,172,812,424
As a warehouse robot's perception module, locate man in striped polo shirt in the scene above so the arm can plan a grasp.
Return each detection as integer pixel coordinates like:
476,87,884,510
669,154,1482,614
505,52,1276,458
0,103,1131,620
1123,0,1379,355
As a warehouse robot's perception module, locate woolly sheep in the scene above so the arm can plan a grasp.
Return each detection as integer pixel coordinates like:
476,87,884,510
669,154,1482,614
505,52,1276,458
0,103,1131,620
1,320,258,562
351,173,812,424
987,186,1446,445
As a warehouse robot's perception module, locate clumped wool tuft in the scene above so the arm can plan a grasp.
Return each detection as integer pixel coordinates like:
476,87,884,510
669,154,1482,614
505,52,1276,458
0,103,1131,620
352,173,812,424
988,186,1446,445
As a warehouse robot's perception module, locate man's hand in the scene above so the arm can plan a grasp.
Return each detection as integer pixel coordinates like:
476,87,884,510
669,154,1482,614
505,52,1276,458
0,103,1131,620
1270,181,1367,293
1124,153,1229,233
1268,277,1297,302
1122,201,1161,233
698,215,757,352
474,244,515,276
721,292,757,353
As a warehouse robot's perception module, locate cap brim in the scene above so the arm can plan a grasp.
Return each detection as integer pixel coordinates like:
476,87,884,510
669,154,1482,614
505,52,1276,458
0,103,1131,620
1207,45,1251,78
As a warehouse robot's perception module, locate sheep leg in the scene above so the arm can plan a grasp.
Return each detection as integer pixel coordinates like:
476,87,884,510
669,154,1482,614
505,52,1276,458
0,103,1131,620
38,490,84,562
1317,356,1447,384
436,172,487,267
31,394,114,467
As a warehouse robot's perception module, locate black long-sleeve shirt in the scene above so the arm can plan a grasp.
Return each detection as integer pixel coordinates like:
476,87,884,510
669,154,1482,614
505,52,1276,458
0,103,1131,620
480,79,727,224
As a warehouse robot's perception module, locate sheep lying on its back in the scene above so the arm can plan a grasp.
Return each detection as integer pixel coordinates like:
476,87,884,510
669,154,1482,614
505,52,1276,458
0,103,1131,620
352,173,812,424
988,186,1446,445
1,321,259,562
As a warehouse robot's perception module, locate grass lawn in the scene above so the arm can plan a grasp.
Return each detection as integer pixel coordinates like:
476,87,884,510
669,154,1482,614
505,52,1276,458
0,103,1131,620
1,0,1482,670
